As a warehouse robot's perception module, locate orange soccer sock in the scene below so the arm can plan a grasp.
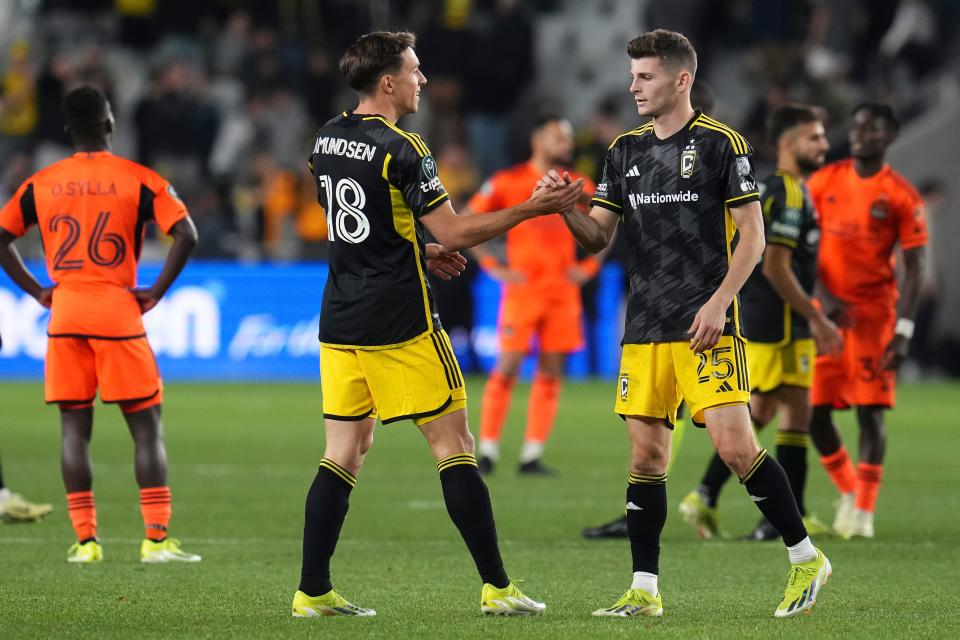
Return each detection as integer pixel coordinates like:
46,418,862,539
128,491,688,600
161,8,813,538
855,463,884,513
140,486,172,541
479,372,516,444
523,373,562,446
66,491,97,541
819,446,858,495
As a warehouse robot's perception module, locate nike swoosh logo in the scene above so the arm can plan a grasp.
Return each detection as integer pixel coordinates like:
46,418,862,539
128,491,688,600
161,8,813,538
749,495,768,502
626,502,643,511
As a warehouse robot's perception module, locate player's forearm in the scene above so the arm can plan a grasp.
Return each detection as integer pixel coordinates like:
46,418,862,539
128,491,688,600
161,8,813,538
560,209,612,254
149,218,198,299
898,247,925,321
0,233,44,300
762,252,820,321
434,204,534,251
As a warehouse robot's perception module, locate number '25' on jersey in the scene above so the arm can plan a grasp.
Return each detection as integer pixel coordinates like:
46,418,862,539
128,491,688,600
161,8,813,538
590,110,760,344
309,112,450,349
0,151,188,338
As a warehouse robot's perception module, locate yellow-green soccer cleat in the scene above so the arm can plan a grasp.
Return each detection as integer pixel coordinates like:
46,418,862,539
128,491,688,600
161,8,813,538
140,538,202,563
67,540,103,564
678,490,721,539
592,588,663,618
775,548,832,618
802,514,834,537
480,581,546,616
0,493,53,523
292,589,376,617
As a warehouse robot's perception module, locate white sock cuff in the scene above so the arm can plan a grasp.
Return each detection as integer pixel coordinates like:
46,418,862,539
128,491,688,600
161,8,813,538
631,571,658,595
478,440,500,461
787,536,818,564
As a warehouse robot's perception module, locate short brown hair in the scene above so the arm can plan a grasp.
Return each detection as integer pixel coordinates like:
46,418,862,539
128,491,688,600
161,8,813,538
767,103,823,142
339,31,416,95
627,29,697,76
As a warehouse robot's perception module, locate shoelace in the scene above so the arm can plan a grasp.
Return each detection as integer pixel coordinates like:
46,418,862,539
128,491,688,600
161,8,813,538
786,564,817,589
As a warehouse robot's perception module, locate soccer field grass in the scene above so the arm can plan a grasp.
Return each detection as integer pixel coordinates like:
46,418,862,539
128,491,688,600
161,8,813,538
1,379,958,639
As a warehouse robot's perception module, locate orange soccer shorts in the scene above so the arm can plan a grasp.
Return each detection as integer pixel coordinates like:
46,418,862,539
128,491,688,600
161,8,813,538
497,291,583,354
812,306,896,409
45,335,163,407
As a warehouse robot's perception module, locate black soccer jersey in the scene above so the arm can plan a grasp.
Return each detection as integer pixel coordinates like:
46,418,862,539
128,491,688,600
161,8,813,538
309,112,450,348
590,110,760,344
741,171,819,343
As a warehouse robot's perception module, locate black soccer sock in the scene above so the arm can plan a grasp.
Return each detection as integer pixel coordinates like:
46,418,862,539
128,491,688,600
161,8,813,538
299,458,356,596
437,453,509,588
740,449,808,546
775,432,809,516
697,452,730,508
627,472,668,575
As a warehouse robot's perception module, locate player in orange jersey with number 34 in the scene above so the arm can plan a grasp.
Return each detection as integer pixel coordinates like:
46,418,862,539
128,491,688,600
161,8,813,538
0,86,201,564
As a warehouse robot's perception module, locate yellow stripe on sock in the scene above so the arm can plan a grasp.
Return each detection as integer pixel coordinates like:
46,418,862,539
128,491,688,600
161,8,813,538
740,449,768,484
775,432,810,447
437,453,478,473
628,472,668,485
319,458,357,488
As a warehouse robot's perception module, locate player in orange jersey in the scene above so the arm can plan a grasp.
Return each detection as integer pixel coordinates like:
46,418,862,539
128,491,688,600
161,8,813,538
806,103,928,539
0,86,201,563
464,113,598,475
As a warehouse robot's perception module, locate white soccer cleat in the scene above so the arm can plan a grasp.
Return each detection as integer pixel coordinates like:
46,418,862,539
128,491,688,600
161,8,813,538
844,509,875,539
832,493,855,538
480,581,546,616
140,538,202,563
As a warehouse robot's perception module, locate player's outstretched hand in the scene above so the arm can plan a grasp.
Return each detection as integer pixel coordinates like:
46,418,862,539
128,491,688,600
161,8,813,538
811,313,843,356
880,334,909,370
35,286,55,309
425,243,467,281
529,172,583,215
687,295,727,353
131,287,161,313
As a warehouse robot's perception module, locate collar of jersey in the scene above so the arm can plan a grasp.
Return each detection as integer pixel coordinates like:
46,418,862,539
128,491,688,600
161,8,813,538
72,151,112,158
649,109,702,145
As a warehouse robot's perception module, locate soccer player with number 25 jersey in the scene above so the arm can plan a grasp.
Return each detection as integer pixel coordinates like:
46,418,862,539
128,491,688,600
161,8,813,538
543,30,832,618
0,86,201,564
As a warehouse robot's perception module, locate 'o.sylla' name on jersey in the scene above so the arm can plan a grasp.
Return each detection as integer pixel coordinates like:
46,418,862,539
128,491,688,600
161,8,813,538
309,111,450,348
590,110,760,344
741,172,819,343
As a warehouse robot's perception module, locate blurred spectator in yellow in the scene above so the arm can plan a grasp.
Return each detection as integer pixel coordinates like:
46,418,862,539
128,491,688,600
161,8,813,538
1,42,38,162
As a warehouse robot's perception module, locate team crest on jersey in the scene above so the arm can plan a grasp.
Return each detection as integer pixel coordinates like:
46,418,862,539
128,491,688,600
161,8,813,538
870,199,889,220
619,374,629,399
681,146,697,178
735,156,751,176
419,155,443,192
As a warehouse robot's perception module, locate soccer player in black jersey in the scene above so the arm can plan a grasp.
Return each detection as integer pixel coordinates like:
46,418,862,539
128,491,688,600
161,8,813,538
292,31,583,618
540,30,832,618
679,104,844,541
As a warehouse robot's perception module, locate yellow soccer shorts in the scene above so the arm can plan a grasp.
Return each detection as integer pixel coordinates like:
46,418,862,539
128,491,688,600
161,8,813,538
320,330,467,426
615,335,751,426
747,338,815,393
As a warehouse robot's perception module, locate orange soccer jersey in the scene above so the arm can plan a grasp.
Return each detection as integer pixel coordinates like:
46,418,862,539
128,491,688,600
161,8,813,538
468,162,595,353
807,159,927,309
0,151,188,404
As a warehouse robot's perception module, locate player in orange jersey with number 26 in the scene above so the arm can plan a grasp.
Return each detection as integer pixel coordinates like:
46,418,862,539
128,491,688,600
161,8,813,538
0,86,201,564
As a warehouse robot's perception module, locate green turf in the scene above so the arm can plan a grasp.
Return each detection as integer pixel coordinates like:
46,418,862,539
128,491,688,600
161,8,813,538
1,379,958,639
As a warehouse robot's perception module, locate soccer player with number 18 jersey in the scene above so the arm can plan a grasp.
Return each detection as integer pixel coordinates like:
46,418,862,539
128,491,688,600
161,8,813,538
0,86,201,563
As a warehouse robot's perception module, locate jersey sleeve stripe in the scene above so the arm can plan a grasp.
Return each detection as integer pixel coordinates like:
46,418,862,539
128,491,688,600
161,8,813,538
382,152,392,180
693,121,745,155
20,183,38,229
592,197,623,210
699,115,750,154
424,193,449,208
769,236,799,248
725,192,759,204
411,133,432,156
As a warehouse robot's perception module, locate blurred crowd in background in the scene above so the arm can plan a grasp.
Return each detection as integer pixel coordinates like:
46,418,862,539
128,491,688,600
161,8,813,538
0,0,957,374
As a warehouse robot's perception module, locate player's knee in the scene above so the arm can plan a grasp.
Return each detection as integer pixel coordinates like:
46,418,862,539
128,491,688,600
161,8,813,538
630,441,668,476
716,442,759,477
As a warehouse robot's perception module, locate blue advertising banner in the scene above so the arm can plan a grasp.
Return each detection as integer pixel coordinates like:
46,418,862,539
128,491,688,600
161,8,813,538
0,262,625,381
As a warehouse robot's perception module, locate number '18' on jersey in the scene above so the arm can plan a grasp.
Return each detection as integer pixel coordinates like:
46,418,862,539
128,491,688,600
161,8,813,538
309,112,451,349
